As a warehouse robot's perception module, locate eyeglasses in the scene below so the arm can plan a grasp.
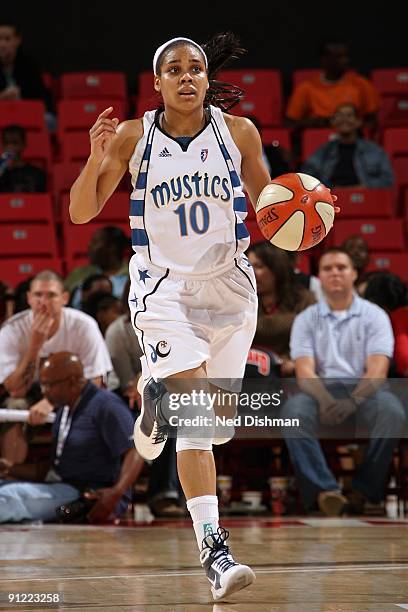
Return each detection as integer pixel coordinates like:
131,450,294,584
40,377,70,391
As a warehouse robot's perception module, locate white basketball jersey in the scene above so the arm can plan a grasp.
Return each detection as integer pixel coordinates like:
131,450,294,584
128,105,249,276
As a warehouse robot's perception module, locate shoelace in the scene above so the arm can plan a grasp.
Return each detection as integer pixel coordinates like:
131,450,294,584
202,527,237,573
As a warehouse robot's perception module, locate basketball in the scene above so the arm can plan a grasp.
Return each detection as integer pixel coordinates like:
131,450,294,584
255,173,335,251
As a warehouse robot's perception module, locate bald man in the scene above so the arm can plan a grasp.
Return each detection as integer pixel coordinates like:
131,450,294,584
0,352,143,524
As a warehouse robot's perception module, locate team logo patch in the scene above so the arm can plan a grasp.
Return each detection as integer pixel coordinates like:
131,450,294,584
148,341,171,363
200,148,208,162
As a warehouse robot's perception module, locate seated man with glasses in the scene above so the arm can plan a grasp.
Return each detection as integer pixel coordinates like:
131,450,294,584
0,269,112,466
0,352,143,523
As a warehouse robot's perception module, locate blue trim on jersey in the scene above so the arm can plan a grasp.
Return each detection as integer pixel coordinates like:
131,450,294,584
236,223,249,239
210,113,249,252
142,144,152,160
136,172,147,190
233,197,247,212
130,199,144,217
230,171,241,188
132,228,149,246
220,144,231,160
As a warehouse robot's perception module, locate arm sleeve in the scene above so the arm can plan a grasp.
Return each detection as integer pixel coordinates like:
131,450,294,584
286,83,310,121
376,150,395,187
98,394,135,458
366,307,394,358
301,148,325,182
76,318,113,379
290,311,314,360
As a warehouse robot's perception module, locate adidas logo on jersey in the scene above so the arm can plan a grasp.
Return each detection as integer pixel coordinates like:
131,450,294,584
158,147,172,158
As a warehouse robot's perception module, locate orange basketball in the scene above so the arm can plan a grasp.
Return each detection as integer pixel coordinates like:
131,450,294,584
255,173,335,251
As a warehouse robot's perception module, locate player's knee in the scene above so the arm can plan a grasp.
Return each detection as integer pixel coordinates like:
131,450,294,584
176,437,213,452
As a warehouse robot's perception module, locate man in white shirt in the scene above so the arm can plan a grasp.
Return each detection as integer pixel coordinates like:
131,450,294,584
0,270,112,463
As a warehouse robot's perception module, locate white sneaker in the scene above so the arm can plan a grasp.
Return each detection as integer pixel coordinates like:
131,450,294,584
199,527,255,601
133,377,170,461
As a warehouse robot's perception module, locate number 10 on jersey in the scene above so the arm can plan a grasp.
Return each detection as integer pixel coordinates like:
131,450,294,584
174,201,210,236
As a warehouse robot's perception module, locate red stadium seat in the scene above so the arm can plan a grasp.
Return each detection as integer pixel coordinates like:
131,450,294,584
0,224,58,257
60,72,127,102
60,132,91,162
372,68,408,96
383,127,408,159
58,100,125,133
378,96,408,127
302,128,337,160
138,71,156,99
0,101,46,132
0,194,54,224
394,157,408,189
136,96,159,116
23,132,52,172
368,252,408,282
2,257,63,288
61,192,130,224
332,219,405,251
218,69,282,126
261,127,291,150
64,222,130,265
292,69,321,88
333,188,395,218
53,162,83,198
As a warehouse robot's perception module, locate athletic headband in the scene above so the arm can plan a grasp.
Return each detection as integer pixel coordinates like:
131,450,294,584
153,37,208,75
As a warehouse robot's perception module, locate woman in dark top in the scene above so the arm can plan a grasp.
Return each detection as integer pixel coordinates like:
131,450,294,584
247,241,315,376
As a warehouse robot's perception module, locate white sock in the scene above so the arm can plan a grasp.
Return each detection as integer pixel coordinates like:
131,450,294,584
186,494,219,551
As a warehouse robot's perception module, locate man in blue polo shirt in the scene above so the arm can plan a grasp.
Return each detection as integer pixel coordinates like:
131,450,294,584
281,247,405,516
0,352,143,523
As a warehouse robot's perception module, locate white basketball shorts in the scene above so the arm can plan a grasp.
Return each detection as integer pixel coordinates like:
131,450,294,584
128,253,258,385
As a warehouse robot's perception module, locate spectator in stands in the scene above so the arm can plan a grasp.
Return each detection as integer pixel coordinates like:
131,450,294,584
105,281,183,517
0,125,47,192
0,280,12,325
0,20,54,128
301,104,394,188
247,242,315,376
65,227,129,309
0,352,143,524
77,273,112,310
281,247,405,516
0,270,112,465
286,40,380,130
341,234,370,289
285,251,323,300
247,115,290,178
83,291,122,336
364,271,408,377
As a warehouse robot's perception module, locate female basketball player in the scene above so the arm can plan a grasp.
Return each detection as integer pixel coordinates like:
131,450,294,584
70,33,321,600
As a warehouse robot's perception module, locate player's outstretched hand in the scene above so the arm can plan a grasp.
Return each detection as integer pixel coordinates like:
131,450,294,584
89,107,119,164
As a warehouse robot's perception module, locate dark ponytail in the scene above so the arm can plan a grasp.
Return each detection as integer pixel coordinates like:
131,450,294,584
202,32,246,111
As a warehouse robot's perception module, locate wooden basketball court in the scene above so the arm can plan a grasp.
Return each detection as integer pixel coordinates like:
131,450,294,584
1,517,408,610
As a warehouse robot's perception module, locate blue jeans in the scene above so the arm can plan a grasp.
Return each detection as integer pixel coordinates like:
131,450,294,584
281,388,405,509
0,480,80,523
